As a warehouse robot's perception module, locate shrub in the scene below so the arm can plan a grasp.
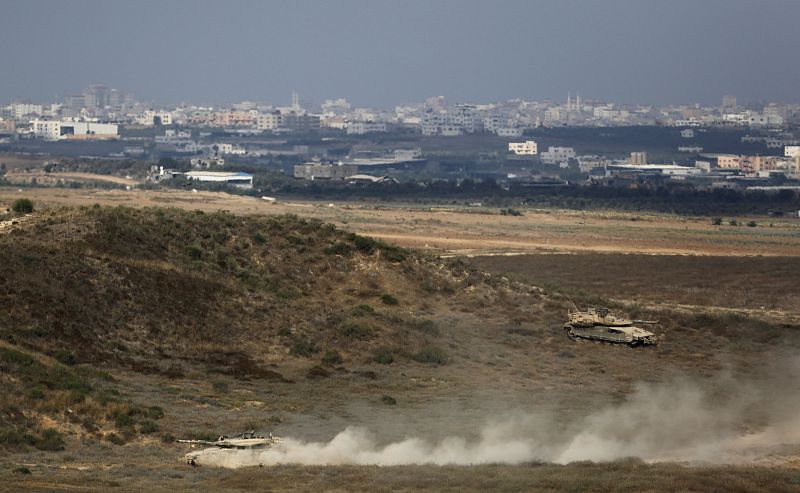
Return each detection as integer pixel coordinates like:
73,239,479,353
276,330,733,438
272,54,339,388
412,345,448,365
372,347,395,365
13,467,32,475
0,427,34,447
252,232,267,244
321,350,343,366
379,293,399,306
139,420,160,434
144,406,164,420
747,221,757,227
323,242,353,255
350,304,375,317
352,234,378,254
339,321,373,340
711,217,723,225
106,433,125,445
381,395,397,405
212,380,229,394
289,336,318,357
728,219,739,226
161,433,176,443
11,198,34,214
35,429,65,451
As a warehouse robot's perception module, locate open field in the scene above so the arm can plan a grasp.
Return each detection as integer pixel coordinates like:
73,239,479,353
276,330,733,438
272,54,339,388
2,191,800,491
470,253,800,314
2,187,800,256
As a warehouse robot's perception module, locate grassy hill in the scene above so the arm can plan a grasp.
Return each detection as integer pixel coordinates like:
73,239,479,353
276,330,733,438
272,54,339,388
0,205,539,449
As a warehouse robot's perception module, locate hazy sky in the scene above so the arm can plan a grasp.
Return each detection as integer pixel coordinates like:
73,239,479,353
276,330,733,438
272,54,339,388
2,0,799,107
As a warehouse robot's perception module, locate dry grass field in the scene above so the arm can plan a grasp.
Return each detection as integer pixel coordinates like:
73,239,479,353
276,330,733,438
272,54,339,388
3,186,800,256
2,189,800,491
469,253,800,314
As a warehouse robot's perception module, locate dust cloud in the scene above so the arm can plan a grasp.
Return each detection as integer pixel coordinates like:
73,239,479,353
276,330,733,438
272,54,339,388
202,359,800,468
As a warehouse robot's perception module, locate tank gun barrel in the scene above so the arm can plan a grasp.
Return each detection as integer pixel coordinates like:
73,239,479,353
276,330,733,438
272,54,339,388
632,319,658,324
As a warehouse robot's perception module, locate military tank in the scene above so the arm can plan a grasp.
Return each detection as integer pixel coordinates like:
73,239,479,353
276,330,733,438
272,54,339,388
177,430,282,466
564,306,657,347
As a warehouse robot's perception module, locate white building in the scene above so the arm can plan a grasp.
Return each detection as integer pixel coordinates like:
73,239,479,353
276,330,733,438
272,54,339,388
31,120,62,140
30,120,118,140
508,140,538,156
748,113,783,127
138,110,172,126
540,146,575,164
12,103,43,119
155,129,192,145
184,171,253,189
785,146,800,158
346,122,388,135
256,113,281,130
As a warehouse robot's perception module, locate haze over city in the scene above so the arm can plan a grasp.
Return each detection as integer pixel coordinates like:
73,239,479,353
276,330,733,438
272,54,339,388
2,0,800,106
5,2,800,492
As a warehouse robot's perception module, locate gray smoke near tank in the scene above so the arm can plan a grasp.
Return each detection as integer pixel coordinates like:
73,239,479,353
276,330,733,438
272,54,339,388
201,358,800,468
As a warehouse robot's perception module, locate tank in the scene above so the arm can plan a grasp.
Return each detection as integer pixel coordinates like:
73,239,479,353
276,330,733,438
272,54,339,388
564,306,657,347
177,430,282,466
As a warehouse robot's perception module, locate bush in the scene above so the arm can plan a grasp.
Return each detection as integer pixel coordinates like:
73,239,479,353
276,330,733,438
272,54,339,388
372,347,395,365
711,217,723,225
11,198,34,214
323,242,353,255
161,433,176,443
379,293,399,306
139,420,160,434
35,429,65,451
352,234,379,254
350,304,375,317
381,395,397,405
13,467,32,475
728,219,739,226
289,336,318,357
0,427,34,447
339,321,373,340
144,406,164,420
321,350,343,366
252,232,267,244
106,433,125,445
747,221,757,227
412,345,448,365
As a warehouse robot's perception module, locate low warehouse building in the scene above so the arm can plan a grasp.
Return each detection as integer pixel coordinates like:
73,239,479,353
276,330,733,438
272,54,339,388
184,171,253,189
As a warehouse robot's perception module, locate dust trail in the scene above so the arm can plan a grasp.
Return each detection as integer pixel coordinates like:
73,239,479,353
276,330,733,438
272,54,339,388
200,359,800,467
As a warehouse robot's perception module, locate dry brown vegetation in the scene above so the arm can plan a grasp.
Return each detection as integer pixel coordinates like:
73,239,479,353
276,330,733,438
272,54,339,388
2,201,800,491
469,253,800,313
3,462,800,493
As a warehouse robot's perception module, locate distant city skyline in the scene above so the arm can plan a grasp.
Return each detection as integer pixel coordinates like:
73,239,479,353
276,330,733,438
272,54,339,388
2,0,800,107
